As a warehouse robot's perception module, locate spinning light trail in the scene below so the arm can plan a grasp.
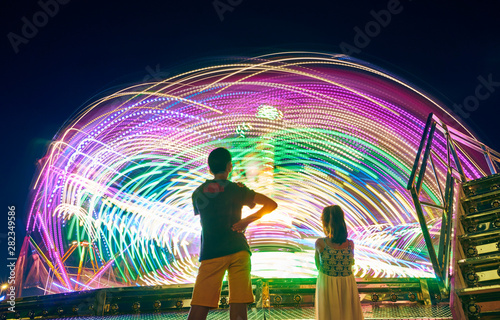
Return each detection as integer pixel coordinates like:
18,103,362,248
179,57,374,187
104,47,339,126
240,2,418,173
24,52,483,294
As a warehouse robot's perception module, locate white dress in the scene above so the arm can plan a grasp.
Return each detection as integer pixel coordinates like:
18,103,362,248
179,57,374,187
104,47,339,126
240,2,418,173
315,238,364,320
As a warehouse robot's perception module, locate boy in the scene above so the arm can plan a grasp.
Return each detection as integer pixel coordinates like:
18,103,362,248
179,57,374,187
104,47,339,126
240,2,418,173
187,147,278,320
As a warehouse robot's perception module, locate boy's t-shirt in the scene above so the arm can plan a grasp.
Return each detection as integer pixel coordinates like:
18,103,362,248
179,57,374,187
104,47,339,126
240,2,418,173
192,179,256,261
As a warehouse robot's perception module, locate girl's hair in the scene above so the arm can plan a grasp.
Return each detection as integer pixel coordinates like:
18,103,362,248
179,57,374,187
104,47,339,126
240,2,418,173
321,205,348,244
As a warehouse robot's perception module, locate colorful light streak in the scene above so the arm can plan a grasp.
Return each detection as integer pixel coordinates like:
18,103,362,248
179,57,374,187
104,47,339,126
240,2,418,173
23,52,485,295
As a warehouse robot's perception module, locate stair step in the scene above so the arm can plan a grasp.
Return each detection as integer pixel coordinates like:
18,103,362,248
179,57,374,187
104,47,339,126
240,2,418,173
461,207,500,220
463,185,500,199
462,172,500,188
459,252,500,288
456,284,500,296
462,189,500,203
462,196,500,216
459,229,500,241
462,207,500,219
458,253,500,266
460,219,500,235
459,230,500,258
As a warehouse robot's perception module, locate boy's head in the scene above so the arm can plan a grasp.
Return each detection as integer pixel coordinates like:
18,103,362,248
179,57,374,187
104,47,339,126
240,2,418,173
208,147,232,175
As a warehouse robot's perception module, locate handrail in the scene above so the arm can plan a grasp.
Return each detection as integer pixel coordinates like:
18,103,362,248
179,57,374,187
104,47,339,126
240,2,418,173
432,114,500,174
407,114,433,190
405,112,500,297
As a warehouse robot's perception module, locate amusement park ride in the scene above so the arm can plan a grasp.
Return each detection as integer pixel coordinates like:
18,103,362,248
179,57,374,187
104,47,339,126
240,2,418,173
1,53,500,319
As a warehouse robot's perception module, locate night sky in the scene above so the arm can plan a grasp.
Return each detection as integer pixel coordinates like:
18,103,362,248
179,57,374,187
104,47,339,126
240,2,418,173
1,0,499,282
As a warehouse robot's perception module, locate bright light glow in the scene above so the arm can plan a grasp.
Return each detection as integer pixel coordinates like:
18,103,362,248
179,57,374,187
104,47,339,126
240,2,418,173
24,52,483,295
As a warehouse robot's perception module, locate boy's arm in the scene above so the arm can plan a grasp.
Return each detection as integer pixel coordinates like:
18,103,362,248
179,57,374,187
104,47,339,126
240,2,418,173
231,193,277,232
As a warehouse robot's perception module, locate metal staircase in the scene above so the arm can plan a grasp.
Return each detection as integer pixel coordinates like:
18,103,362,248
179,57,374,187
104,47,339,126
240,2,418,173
454,173,500,319
406,113,500,319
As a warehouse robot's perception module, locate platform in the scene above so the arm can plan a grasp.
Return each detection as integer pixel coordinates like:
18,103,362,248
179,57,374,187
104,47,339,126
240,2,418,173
35,305,453,320
2,276,454,320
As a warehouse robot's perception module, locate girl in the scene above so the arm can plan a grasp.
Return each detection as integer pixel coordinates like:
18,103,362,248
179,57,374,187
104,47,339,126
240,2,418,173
315,205,364,320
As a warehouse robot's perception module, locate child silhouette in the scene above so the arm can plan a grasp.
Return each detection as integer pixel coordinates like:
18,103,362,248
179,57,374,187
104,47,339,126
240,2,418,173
315,205,364,320
188,147,277,320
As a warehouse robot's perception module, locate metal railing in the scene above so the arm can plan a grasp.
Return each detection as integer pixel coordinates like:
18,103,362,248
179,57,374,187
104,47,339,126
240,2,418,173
406,113,500,295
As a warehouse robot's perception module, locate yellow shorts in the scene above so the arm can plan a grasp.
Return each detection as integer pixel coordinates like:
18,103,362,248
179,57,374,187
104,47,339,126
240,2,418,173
191,250,253,308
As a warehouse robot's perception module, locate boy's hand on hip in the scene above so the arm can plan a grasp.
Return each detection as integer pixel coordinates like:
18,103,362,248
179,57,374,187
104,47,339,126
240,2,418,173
232,218,250,233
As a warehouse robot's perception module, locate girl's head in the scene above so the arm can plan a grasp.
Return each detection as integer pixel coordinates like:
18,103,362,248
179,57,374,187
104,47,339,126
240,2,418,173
321,205,348,244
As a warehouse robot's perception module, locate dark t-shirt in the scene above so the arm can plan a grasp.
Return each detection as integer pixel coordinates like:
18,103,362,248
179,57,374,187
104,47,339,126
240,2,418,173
192,179,256,261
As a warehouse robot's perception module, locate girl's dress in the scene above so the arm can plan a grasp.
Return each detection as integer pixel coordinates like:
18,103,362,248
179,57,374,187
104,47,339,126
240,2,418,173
316,238,364,320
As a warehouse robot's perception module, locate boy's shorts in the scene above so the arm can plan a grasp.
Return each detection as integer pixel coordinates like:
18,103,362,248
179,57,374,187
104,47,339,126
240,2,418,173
191,250,253,308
